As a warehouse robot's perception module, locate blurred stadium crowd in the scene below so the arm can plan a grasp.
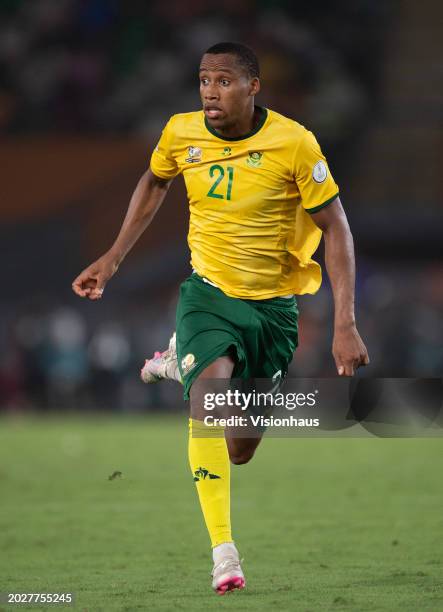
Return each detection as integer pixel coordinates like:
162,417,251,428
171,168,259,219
0,0,389,142
1,0,441,412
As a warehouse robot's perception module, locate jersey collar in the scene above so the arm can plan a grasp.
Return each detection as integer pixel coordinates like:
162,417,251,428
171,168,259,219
204,106,268,141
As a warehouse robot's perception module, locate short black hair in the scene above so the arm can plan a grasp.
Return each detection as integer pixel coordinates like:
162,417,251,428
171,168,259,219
204,42,260,78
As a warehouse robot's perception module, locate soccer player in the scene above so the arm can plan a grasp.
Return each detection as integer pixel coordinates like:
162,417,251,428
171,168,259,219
72,42,369,595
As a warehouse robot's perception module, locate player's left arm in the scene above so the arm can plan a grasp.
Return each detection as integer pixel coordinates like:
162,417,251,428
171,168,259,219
310,197,369,376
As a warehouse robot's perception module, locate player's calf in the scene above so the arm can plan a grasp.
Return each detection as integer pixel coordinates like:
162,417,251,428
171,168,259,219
226,436,262,465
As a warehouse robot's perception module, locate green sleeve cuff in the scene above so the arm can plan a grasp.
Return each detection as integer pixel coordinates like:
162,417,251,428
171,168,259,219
306,192,339,214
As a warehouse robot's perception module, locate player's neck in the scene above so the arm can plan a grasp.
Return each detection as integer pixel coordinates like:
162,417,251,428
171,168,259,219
218,105,261,139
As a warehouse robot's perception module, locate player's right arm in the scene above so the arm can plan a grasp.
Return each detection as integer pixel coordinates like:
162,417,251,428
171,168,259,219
72,168,172,300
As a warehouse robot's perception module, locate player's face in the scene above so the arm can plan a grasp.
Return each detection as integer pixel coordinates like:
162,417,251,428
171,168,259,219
199,53,259,131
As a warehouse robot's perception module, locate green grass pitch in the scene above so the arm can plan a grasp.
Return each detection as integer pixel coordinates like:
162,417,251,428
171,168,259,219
0,415,442,611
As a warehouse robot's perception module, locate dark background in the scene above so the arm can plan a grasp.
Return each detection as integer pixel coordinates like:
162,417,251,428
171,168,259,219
1,0,442,412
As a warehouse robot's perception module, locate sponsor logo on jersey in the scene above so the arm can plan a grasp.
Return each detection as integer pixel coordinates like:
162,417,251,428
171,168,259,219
222,146,232,156
312,160,328,183
181,353,196,374
246,151,263,167
185,146,202,163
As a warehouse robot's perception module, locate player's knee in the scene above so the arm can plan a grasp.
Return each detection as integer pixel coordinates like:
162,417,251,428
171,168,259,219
229,448,255,465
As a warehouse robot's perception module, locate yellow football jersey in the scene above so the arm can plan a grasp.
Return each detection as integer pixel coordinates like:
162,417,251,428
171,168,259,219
150,106,339,299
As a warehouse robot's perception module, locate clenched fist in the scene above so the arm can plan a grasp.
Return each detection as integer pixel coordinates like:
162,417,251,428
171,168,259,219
72,253,119,300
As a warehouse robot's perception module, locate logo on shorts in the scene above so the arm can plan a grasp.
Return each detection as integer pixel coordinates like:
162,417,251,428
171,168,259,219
246,151,263,167
185,146,202,163
270,369,283,395
312,160,328,183
181,353,196,374
222,146,232,156
272,370,282,383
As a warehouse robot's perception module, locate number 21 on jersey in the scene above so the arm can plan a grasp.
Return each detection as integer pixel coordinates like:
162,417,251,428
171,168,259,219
207,164,234,201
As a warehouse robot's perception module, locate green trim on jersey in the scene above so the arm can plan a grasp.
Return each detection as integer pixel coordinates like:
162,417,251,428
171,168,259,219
204,106,268,141
306,192,339,214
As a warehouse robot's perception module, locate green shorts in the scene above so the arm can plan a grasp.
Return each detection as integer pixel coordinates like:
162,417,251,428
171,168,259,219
176,273,299,399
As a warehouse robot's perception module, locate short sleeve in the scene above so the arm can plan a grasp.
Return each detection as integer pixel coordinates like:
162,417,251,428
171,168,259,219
292,130,339,213
150,118,180,180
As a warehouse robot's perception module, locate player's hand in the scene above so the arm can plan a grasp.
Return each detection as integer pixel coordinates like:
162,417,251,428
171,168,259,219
332,324,369,376
72,253,119,300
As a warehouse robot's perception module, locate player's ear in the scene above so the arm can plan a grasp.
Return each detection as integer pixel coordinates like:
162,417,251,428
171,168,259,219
249,77,260,96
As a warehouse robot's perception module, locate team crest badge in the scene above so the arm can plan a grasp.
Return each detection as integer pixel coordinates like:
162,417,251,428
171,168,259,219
185,146,202,163
222,147,232,156
246,151,263,167
181,353,196,374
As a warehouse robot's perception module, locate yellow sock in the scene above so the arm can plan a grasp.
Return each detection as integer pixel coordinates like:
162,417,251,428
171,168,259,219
188,418,232,547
